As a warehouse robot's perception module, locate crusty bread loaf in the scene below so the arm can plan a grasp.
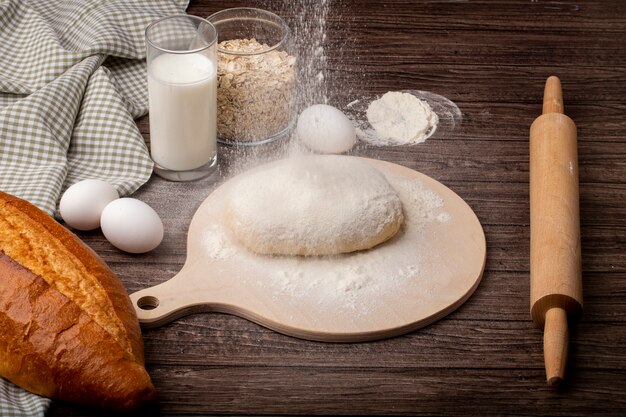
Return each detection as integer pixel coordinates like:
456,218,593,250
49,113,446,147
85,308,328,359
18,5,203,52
0,191,156,411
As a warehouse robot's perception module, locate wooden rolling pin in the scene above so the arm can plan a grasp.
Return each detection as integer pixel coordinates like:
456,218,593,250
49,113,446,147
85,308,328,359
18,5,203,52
529,76,583,387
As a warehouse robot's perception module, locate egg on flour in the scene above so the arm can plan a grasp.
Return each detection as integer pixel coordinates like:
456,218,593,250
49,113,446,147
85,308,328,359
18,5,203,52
296,104,356,154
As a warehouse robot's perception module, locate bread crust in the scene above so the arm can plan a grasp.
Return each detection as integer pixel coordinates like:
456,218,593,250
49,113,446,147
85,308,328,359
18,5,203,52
0,191,156,411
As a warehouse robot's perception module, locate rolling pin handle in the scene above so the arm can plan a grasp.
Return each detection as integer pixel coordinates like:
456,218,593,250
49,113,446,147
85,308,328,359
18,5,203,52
543,307,569,386
542,76,564,115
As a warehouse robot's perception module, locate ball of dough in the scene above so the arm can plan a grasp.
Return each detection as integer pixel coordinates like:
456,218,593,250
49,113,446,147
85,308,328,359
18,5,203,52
225,155,404,256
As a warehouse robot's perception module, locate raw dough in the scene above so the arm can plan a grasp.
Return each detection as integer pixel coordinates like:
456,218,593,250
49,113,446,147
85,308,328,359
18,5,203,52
225,155,404,256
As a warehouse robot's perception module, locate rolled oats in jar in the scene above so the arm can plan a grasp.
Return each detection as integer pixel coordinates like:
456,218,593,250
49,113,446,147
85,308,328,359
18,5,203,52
209,8,296,145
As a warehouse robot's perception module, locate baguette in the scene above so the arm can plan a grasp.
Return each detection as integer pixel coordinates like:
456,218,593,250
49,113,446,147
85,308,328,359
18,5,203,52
0,191,156,411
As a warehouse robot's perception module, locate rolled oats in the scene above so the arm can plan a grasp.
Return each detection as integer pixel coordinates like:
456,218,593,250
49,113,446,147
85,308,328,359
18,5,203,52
217,38,296,142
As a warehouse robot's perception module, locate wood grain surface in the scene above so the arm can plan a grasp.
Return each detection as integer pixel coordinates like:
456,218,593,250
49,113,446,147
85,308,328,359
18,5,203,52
49,0,626,415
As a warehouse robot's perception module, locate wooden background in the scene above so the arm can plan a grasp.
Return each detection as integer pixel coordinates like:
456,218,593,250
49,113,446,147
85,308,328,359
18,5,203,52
50,0,626,415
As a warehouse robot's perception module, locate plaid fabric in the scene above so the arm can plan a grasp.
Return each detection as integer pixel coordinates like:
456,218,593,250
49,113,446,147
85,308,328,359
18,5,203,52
0,0,189,415
0,0,189,215
0,383,47,417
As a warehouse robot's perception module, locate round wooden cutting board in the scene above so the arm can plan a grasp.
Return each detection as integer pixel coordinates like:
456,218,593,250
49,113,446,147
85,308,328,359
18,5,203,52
130,157,486,342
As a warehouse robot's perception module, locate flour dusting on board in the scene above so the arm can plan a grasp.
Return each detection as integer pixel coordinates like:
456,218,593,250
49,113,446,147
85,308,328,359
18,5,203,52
202,225,236,259
201,174,450,317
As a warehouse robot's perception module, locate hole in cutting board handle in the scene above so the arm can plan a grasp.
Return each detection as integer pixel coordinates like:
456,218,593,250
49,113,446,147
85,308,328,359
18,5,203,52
137,295,160,310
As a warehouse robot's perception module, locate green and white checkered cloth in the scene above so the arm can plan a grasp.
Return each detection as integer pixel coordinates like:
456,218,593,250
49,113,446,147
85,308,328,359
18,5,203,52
0,383,48,417
0,0,189,415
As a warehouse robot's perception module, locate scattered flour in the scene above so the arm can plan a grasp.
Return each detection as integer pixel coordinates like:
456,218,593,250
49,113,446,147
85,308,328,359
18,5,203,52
201,225,236,260
201,172,451,317
266,0,330,109
195,4,462,321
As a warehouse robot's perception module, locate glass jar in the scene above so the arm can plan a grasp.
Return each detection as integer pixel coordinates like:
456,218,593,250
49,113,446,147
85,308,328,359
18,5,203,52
208,8,296,146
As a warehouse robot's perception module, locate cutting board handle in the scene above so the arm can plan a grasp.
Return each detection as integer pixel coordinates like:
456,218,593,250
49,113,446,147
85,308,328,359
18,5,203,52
129,269,220,328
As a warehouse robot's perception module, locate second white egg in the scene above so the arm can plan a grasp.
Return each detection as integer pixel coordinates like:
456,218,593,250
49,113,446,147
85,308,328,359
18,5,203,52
100,198,164,254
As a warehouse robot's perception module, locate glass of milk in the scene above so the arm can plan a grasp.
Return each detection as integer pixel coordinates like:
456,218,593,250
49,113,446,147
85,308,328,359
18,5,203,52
145,15,218,181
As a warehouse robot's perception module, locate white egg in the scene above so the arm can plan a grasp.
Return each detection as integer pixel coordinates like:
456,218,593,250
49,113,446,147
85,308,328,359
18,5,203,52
100,198,164,254
59,179,119,231
297,104,356,154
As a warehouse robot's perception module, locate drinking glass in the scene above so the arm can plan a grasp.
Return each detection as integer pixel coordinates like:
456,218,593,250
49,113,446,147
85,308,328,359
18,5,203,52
146,15,218,181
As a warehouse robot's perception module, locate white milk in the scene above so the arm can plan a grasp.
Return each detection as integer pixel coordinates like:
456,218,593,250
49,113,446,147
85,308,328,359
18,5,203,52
148,53,217,171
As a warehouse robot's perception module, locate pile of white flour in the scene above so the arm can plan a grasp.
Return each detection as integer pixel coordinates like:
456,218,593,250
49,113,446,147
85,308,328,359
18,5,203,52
346,90,462,147
365,91,439,145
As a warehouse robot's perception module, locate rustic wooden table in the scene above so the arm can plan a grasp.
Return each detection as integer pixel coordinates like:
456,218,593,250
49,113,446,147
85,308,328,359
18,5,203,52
51,0,626,415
